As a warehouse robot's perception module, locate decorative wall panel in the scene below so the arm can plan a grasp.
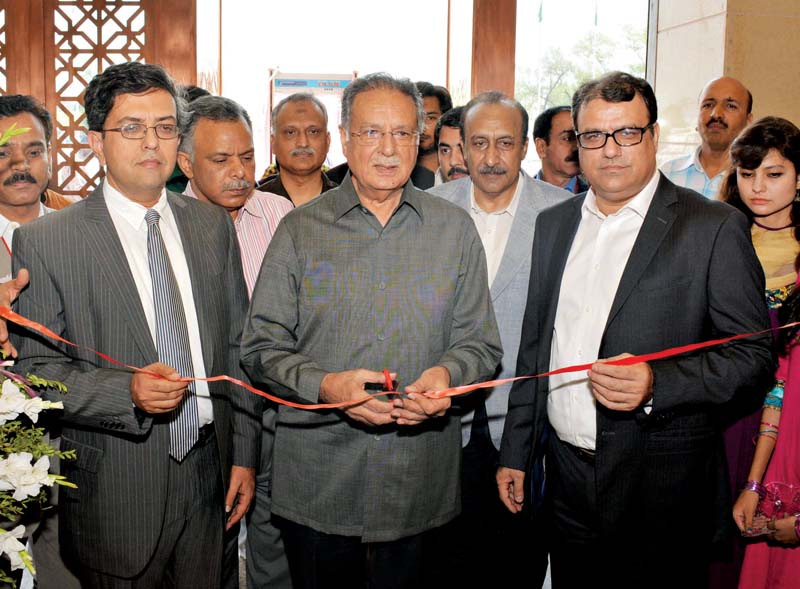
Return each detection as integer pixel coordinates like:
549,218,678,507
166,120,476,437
49,0,148,196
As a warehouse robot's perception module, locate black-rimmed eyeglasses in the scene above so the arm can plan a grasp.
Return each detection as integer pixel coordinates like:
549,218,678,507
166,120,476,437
576,125,653,149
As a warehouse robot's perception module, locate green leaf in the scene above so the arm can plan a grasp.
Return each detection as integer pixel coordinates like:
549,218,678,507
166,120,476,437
25,374,68,393
0,122,31,147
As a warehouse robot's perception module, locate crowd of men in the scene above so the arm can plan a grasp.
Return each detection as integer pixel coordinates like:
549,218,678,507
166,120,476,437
0,62,777,589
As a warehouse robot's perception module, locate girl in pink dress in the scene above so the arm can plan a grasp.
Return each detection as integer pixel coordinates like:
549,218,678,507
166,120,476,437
727,117,800,588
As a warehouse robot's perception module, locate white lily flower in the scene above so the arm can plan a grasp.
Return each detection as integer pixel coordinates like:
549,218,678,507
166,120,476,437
0,453,53,501
0,380,28,425
21,397,63,424
0,525,27,570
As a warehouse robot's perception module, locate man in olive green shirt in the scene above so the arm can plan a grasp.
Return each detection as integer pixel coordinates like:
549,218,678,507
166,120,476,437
241,73,501,588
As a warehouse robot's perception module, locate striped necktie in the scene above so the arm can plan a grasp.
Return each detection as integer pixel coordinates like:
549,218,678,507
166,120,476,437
145,208,198,461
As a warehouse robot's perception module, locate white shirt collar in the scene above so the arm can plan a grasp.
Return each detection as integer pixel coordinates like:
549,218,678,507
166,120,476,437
104,181,170,231
469,171,523,217
0,202,49,240
583,170,660,221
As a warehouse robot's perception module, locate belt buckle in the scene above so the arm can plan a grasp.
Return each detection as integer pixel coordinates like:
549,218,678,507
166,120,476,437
568,442,595,463
197,423,215,445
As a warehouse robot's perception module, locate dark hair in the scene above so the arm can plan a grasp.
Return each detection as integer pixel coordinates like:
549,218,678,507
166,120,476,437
533,105,572,142
718,116,800,353
84,62,180,131
415,82,453,114
0,95,53,143
179,95,252,157
571,71,658,130
461,91,529,142
434,106,464,148
341,73,424,134
721,115,800,246
271,92,328,134
181,85,211,103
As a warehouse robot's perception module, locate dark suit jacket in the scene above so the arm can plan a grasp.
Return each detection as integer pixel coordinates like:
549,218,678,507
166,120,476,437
499,174,774,543
11,186,259,577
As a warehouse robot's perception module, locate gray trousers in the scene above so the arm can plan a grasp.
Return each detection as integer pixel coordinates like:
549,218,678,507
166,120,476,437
30,441,82,589
78,430,224,588
245,408,291,588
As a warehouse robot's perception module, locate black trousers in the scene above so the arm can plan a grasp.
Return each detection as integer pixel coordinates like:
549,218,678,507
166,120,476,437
547,435,709,589
275,515,426,589
426,431,548,588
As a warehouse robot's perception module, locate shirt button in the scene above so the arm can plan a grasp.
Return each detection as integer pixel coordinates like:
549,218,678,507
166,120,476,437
585,306,591,313
377,333,385,341
378,281,386,290
594,264,600,271
374,435,381,441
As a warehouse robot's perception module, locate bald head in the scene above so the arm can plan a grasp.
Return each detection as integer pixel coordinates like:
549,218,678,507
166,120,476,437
697,76,753,153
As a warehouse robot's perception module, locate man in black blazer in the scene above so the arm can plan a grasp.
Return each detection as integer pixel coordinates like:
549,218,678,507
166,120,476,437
12,62,258,587
497,72,773,588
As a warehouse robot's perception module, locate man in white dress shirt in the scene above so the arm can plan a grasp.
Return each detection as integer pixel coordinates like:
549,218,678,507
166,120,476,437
428,91,568,587
12,62,258,587
0,96,54,281
497,72,772,588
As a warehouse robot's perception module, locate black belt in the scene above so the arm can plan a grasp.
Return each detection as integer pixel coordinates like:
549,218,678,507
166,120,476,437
563,440,596,464
196,422,216,446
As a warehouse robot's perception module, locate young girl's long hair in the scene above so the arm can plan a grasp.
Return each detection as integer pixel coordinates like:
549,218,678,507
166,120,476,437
721,117,800,351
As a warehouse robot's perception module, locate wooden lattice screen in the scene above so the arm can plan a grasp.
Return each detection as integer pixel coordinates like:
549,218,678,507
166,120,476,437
45,0,151,198
0,0,195,198
0,8,7,95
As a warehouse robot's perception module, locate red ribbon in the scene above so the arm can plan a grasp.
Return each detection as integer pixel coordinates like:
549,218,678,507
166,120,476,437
0,305,790,409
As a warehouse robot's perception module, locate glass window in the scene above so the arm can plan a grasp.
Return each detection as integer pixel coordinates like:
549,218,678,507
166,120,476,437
515,0,650,175
201,0,451,177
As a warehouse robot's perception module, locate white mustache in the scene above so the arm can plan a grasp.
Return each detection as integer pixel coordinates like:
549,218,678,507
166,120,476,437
290,147,316,157
373,157,402,166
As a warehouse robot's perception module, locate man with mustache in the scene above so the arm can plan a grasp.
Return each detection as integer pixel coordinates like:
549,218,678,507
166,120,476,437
12,62,259,587
257,93,337,207
0,94,82,588
177,95,293,589
0,95,56,282
434,106,469,184
497,72,771,588
241,72,502,588
427,91,569,587
533,105,589,194
662,76,753,199
326,82,441,191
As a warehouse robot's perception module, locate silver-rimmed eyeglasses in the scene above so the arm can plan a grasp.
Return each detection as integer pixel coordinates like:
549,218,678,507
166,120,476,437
349,129,419,146
103,123,181,140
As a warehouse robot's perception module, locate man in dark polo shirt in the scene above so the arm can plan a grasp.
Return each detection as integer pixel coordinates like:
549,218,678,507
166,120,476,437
257,93,337,207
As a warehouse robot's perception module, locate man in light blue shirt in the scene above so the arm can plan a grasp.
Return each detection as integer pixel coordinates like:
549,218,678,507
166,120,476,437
661,76,752,199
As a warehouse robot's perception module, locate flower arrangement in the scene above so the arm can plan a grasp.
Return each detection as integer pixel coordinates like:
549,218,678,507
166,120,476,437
0,371,74,587
0,122,75,587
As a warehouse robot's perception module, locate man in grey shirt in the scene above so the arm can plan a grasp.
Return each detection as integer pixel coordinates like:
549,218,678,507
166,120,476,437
241,72,502,588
